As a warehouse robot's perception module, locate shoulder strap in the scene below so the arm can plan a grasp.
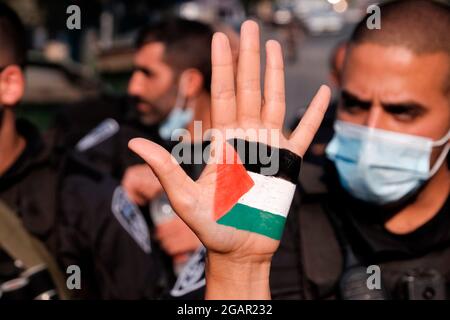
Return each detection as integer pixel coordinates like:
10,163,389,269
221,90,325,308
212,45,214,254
0,200,70,299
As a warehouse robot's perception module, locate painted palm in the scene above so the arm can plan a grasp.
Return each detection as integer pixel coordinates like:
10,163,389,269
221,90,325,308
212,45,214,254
129,20,330,263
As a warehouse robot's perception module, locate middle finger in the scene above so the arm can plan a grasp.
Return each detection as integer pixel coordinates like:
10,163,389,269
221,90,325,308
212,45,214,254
236,20,262,124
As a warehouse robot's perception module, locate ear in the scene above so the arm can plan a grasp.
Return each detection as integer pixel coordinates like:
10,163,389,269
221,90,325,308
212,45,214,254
329,71,340,88
179,68,204,99
0,65,25,107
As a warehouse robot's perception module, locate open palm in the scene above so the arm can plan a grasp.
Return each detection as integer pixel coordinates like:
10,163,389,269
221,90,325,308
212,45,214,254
129,21,330,263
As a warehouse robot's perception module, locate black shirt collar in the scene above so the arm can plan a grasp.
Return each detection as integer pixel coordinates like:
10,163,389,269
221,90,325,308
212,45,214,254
324,161,450,261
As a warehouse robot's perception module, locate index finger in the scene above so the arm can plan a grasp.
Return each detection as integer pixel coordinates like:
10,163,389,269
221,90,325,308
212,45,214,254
289,85,331,156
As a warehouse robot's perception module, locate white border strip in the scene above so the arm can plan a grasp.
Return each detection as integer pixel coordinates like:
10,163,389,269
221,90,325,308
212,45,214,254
237,171,296,218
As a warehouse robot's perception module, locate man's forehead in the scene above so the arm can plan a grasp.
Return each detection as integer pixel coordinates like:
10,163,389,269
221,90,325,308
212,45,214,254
345,43,449,76
346,44,419,75
343,43,449,101
134,42,166,64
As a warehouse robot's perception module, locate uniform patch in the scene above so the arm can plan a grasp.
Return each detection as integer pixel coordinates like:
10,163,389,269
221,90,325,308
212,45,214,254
111,187,151,253
170,246,206,297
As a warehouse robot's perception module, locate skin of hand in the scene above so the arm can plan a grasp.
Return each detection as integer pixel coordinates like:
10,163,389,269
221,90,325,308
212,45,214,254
129,20,331,299
121,164,163,206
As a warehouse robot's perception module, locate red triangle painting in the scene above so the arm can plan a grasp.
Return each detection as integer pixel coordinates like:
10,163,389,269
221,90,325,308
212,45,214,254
213,142,254,221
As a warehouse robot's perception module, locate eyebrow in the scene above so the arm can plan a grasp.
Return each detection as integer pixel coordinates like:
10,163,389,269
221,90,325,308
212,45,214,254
133,65,154,77
341,89,428,114
341,90,371,109
382,101,428,114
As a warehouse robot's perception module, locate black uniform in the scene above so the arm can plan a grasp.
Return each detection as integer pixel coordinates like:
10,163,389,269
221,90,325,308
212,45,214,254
270,160,450,300
0,119,168,299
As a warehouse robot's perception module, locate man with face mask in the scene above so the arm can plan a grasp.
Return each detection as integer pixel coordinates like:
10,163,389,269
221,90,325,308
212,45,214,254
129,0,450,300
284,0,449,300
121,20,235,298
274,0,450,300
0,3,166,299
57,18,224,297
55,18,215,180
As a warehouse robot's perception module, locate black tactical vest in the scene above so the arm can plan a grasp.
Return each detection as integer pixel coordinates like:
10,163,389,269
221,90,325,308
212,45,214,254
296,163,450,300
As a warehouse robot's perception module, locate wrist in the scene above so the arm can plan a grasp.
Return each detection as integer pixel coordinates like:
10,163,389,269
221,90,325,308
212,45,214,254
205,251,272,300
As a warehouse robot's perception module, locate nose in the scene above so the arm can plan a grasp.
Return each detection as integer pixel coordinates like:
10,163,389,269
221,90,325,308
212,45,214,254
128,72,142,97
365,103,386,129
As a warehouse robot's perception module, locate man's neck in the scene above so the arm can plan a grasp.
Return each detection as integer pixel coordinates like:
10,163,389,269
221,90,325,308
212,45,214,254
385,164,450,234
185,92,211,143
0,109,26,176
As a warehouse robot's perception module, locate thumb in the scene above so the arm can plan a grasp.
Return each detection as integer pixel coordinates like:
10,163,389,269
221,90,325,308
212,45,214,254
128,138,198,218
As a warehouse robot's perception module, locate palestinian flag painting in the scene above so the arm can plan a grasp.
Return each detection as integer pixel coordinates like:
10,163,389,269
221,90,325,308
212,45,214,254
213,139,299,240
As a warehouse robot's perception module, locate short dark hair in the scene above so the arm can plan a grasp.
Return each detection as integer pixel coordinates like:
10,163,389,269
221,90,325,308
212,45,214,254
0,2,26,67
329,41,347,77
136,18,213,92
349,0,450,95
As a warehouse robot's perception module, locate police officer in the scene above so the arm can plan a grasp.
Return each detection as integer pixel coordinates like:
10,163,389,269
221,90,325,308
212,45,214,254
120,22,244,298
270,0,450,300
0,3,165,299
55,18,215,181
58,17,222,298
130,0,450,300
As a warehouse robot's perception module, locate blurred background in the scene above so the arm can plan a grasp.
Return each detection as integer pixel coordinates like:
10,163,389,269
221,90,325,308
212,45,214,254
2,0,383,131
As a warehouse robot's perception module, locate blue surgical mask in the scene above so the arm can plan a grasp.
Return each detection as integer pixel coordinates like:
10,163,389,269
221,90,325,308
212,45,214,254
325,120,450,205
158,82,194,141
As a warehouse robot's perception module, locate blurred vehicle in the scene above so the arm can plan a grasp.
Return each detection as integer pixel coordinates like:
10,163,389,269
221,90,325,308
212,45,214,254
303,10,345,35
293,0,330,16
178,0,245,28
275,0,345,36
18,53,102,130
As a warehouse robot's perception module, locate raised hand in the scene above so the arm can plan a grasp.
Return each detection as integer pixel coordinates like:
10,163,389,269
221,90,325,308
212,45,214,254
129,20,330,299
